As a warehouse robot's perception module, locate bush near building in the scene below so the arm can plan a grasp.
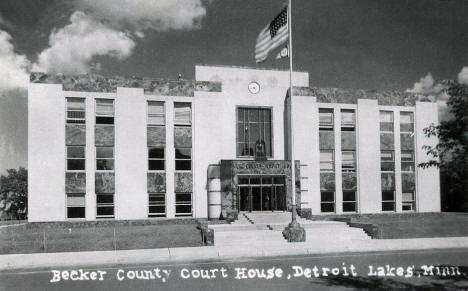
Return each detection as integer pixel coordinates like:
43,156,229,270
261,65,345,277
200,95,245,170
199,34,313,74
0,168,27,220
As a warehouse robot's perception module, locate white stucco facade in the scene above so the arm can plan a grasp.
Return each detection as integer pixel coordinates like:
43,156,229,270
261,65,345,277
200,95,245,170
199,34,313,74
28,65,441,222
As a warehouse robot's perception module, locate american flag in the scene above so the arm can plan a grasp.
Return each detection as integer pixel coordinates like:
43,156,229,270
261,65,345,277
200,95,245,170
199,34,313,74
255,7,289,63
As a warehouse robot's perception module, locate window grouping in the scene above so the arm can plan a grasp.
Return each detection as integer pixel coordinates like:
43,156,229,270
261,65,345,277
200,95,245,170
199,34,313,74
341,109,357,212
95,99,115,219
66,98,86,219
147,101,166,217
174,103,193,217
319,108,335,213
400,112,416,211
236,107,272,157
380,110,395,211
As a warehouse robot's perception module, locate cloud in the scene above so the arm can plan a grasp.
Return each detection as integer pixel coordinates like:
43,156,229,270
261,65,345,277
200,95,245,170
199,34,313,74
457,66,468,85
74,0,208,32
0,30,30,91
406,72,445,95
32,11,135,74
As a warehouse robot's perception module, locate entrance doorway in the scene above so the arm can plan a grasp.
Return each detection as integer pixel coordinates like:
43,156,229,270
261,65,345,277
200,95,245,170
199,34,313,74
238,175,286,212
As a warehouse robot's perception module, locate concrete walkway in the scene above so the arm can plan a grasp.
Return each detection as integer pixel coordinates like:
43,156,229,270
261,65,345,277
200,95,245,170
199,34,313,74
1,236,468,271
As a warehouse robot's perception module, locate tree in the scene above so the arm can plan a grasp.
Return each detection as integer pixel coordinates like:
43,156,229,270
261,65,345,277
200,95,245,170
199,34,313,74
419,83,468,211
0,167,28,220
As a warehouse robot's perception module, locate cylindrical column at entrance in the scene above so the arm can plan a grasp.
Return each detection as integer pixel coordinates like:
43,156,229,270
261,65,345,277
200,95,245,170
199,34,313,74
207,164,221,219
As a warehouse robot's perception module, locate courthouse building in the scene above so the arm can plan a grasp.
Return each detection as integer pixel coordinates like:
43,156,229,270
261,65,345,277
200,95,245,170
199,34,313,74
27,65,440,222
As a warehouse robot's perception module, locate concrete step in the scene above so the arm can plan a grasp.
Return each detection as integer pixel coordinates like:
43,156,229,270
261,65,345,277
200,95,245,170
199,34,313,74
209,224,269,231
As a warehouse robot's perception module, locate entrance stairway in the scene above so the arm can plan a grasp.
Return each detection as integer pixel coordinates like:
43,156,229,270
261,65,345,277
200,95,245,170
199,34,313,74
209,212,371,247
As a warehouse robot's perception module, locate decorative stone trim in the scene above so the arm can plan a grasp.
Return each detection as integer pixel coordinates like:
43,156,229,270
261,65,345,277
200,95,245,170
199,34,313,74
65,172,86,194
147,172,166,193
95,172,115,194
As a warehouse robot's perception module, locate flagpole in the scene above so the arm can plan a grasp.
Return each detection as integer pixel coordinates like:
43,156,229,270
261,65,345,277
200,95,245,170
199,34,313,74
288,0,297,223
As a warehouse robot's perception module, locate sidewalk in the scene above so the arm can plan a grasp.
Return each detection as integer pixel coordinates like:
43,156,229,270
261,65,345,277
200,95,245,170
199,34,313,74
1,236,468,271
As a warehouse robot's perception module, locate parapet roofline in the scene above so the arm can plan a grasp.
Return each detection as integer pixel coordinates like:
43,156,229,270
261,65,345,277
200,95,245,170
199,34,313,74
195,64,309,74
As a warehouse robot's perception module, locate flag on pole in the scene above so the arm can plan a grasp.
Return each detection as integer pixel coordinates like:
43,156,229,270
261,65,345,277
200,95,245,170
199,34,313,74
275,46,289,59
255,7,288,63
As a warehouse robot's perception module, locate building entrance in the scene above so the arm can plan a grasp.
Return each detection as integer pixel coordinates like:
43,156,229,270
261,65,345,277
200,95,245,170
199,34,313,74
238,175,286,212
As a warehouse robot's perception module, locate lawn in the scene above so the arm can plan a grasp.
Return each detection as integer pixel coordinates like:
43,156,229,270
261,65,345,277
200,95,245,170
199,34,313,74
0,221,204,254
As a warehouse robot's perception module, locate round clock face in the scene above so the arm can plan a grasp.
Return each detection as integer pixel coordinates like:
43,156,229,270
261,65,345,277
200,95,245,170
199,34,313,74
248,82,260,94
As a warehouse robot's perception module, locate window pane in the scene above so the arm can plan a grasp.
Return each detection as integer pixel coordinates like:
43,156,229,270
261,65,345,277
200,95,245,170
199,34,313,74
320,162,334,171
382,191,395,201
248,108,259,122
381,152,393,161
262,177,272,184
149,160,165,171
67,147,85,158
401,162,414,172
343,191,356,201
97,206,114,216
149,194,165,203
67,194,85,207
148,116,165,125
175,148,191,159
250,177,261,184
343,202,356,212
238,177,249,184
381,161,395,172
380,111,393,122
382,202,395,211
67,159,85,170
97,194,114,204
237,123,246,141
320,151,334,162
96,159,114,170
148,101,164,115
321,203,335,213
175,205,192,214
402,192,414,201
149,206,165,214
149,148,164,159
273,176,285,184
67,98,85,110
400,112,414,124
96,147,113,158
342,152,355,162
67,207,85,218
95,116,114,124
175,160,191,170
96,99,114,115
401,152,413,161
321,192,334,202
174,103,191,124
176,193,192,203
341,110,355,125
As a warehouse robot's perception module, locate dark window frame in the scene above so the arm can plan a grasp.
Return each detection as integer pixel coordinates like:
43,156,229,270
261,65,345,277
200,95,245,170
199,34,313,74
236,106,273,158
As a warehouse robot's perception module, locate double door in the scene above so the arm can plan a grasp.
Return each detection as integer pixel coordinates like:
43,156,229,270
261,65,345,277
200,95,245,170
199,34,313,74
238,175,286,212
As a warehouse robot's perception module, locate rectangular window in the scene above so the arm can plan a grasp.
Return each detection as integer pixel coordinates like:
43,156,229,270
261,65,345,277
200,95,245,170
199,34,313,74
96,194,114,218
402,192,415,211
320,191,335,213
175,193,192,217
96,147,114,171
95,99,114,124
319,108,333,129
380,111,394,132
343,191,357,212
341,109,355,130
175,148,191,171
148,101,165,126
66,98,85,124
342,151,356,172
401,151,415,172
67,194,85,218
400,112,414,133
237,107,272,157
149,148,165,171
382,191,395,211
174,102,192,125
320,150,334,171
66,146,85,171
381,151,394,172
149,194,166,217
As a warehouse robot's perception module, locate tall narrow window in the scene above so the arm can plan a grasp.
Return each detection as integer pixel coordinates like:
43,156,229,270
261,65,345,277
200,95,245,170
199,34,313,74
319,108,334,130
400,112,414,133
175,193,192,217
342,151,355,172
148,101,165,126
67,194,85,219
381,151,395,172
320,192,335,213
341,109,355,130
236,107,272,157
66,98,85,124
343,191,356,212
96,194,114,218
380,111,394,132
174,102,192,125
382,191,395,211
67,146,85,171
175,148,191,171
320,150,334,171
96,147,114,171
96,99,114,124
401,152,414,172
149,148,165,171
149,194,166,217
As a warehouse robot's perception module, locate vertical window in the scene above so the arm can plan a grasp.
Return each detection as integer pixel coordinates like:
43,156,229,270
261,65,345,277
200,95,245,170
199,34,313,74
148,101,165,125
319,108,333,129
96,194,114,218
402,192,415,211
343,191,356,212
381,151,395,172
382,191,395,211
174,102,192,125
175,193,192,217
341,109,355,130
67,146,85,171
342,151,355,172
149,194,166,217
400,112,414,133
379,111,394,132
320,150,334,171
95,99,114,124
96,147,114,171
67,194,85,218
236,107,272,157
149,148,165,171
320,192,335,213
401,152,415,172
66,98,85,124
175,148,191,171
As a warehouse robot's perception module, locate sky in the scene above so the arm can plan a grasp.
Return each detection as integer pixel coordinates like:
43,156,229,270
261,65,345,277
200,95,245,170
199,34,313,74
0,0,467,174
